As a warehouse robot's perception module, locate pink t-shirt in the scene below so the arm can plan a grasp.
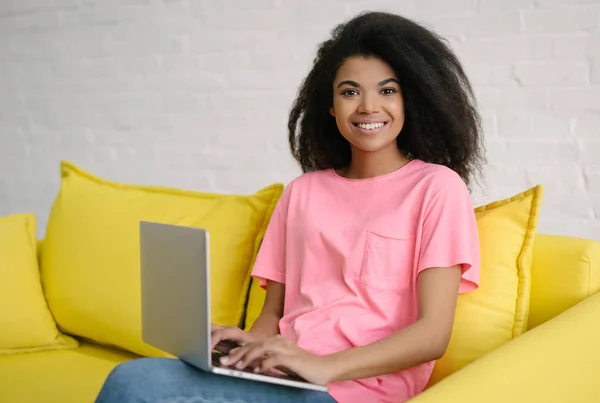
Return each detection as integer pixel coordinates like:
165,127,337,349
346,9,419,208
251,159,480,403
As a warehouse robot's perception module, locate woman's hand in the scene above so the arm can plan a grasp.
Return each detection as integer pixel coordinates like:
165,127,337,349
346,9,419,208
210,324,256,351
220,334,334,386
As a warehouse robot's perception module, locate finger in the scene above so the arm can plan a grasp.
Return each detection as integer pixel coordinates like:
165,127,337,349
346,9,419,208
210,329,226,349
259,356,304,381
214,341,240,354
226,347,241,356
258,353,282,373
235,339,289,370
221,343,256,368
248,357,265,369
223,336,284,367
220,343,247,365
210,327,243,349
225,343,269,369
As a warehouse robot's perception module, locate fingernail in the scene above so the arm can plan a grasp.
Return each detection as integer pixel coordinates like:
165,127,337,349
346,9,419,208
253,367,260,373
235,361,244,369
220,357,229,365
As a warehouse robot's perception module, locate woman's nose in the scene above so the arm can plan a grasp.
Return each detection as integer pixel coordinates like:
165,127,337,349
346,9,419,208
356,94,379,114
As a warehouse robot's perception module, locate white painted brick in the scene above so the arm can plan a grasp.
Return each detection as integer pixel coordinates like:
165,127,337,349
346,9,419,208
553,36,599,59
550,88,600,112
589,173,600,221
473,165,530,206
534,0,600,7
463,61,515,87
522,8,599,35
0,0,599,241
51,0,81,8
426,12,521,37
482,139,509,169
476,88,550,114
342,0,415,18
573,112,600,138
413,0,475,16
525,164,587,195
0,0,49,15
502,113,566,142
537,189,595,220
10,11,65,31
531,113,573,139
537,217,600,239
553,36,600,83
592,63,600,84
458,36,553,63
497,111,576,142
581,139,600,172
512,61,590,87
504,140,581,170
477,0,535,12
497,114,532,138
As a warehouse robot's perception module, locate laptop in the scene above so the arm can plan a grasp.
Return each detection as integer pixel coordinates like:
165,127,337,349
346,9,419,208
139,221,328,392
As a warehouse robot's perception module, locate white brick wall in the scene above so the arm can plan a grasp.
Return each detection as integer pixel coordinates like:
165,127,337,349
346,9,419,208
0,0,599,241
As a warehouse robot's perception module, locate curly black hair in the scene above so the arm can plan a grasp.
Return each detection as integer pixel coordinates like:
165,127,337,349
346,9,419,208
288,11,486,188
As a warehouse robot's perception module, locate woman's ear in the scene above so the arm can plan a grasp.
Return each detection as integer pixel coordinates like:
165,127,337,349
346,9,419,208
329,107,335,117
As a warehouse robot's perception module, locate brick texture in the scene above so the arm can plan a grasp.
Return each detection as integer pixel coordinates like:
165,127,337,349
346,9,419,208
0,0,599,240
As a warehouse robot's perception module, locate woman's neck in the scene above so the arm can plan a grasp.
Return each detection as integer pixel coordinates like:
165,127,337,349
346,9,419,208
337,147,411,180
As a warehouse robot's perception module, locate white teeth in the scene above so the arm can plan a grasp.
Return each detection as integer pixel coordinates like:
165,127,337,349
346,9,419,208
356,122,385,130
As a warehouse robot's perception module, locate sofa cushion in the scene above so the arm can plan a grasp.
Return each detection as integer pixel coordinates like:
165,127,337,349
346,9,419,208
0,342,137,403
528,234,600,329
426,185,544,385
40,161,283,358
0,213,78,354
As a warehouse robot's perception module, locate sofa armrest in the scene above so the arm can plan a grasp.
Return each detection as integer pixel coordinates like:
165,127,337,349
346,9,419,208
409,292,600,403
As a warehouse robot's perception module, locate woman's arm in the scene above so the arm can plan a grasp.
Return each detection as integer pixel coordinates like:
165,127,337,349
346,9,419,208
325,265,462,382
211,280,285,348
247,280,286,340
222,265,463,385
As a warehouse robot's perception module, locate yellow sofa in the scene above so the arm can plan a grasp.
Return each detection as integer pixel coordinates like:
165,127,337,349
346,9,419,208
1,162,599,403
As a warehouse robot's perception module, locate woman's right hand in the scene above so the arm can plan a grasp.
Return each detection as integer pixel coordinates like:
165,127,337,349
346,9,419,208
211,324,256,351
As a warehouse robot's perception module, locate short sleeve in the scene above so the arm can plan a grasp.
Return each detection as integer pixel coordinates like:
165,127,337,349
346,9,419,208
417,171,480,293
251,186,290,288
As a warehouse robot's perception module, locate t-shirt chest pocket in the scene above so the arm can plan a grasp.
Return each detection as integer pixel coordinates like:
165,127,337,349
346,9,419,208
359,228,416,293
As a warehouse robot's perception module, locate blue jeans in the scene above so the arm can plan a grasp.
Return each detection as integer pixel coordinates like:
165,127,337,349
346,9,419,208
95,358,337,403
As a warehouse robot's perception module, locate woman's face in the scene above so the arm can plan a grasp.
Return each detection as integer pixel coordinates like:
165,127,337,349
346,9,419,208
330,56,405,156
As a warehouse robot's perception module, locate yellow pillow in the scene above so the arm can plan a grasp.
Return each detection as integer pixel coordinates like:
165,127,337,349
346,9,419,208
427,185,544,385
40,161,283,357
0,213,78,354
244,279,266,331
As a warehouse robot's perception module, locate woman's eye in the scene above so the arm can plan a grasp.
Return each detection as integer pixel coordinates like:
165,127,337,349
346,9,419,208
342,89,358,96
381,88,396,95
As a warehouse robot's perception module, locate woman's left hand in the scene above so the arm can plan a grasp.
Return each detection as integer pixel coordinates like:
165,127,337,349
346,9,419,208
220,334,334,386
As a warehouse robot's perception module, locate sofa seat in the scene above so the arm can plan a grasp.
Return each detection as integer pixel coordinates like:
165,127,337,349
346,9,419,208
0,342,138,403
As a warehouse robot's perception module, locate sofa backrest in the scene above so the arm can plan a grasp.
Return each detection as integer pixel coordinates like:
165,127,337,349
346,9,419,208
37,233,600,332
528,234,600,330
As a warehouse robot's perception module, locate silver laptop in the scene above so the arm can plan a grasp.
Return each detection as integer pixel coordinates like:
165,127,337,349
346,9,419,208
139,221,328,392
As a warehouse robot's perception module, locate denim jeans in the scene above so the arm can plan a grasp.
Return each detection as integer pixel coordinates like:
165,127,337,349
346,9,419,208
95,358,337,403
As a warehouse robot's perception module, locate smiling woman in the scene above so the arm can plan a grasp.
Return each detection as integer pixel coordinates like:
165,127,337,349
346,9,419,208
95,10,485,403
